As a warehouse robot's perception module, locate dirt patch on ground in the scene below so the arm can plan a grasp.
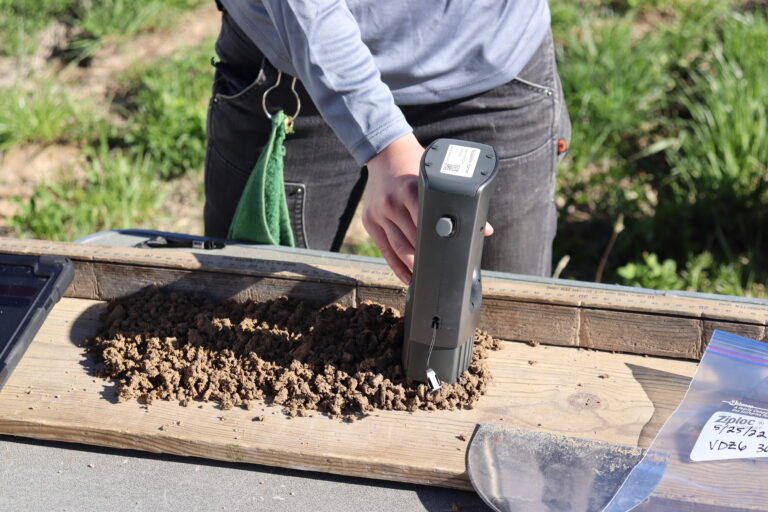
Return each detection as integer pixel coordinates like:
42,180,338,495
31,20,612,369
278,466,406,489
153,171,205,235
86,287,501,419
0,4,218,238
0,144,203,237
0,144,85,235
0,21,71,89
61,3,220,102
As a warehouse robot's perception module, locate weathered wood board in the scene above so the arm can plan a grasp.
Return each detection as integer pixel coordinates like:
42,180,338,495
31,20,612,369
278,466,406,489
2,237,767,505
0,297,697,490
2,238,767,360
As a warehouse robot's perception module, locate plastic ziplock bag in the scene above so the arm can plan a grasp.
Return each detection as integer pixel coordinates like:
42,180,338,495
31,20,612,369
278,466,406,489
604,330,768,511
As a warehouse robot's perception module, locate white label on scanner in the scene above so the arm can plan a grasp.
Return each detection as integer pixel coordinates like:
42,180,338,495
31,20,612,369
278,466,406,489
440,144,481,178
690,411,768,461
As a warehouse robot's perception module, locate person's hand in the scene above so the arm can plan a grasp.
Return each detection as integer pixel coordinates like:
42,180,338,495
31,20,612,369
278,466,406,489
364,133,495,284
363,133,423,284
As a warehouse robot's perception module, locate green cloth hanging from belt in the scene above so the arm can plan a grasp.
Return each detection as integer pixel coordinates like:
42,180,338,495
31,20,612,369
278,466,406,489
227,109,295,247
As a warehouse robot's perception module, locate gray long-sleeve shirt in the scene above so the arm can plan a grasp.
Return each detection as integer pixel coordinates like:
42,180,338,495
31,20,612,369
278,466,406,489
220,0,550,165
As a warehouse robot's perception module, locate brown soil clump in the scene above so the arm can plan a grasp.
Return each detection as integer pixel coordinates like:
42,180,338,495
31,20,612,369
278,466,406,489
86,287,501,419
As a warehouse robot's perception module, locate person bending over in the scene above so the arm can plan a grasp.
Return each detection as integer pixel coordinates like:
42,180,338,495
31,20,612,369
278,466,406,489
204,0,570,283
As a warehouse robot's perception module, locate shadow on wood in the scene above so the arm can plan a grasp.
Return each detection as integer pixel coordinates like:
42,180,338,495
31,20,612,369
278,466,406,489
626,364,691,448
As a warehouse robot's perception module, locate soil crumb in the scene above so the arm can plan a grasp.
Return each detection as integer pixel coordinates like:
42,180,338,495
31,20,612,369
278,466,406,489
86,287,502,419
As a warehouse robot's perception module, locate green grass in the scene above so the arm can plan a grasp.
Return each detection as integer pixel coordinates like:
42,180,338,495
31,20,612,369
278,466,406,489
640,11,768,280
5,39,215,241
665,12,768,224
555,14,671,171
0,0,75,56
0,80,100,150
617,252,765,298
341,239,382,258
9,139,169,241
0,0,202,58
551,2,768,296
553,11,673,224
551,0,734,220
4,1,767,299
0,0,208,189
119,40,213,178
67,0,203,61
77,0,198,39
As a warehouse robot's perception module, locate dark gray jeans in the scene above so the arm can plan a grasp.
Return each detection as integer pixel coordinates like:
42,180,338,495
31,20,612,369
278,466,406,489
205,11,570,276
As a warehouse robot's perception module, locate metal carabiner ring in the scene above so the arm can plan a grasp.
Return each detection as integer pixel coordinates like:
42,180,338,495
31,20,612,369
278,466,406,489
261,71,302,121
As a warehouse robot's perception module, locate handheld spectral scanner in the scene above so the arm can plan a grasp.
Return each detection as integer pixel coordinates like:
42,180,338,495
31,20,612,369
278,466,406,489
403,139,499,389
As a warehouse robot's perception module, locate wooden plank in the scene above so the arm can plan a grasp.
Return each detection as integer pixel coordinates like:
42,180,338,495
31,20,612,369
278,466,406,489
701,320,766,355
579,309,702,359
85,262,356,307
3,238,768,360
625,363,691,448
0,297,697,490
3,237,767,325
484,278,768,325
68,260,99,298
356,285,406,311
480,300,579,347
1,238,359,285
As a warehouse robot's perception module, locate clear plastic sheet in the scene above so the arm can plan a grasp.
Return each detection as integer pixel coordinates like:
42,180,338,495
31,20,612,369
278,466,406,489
466,425,655,512
603,330,768,511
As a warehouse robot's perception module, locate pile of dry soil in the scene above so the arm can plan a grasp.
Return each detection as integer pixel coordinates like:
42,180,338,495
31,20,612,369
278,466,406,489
86,287,501,419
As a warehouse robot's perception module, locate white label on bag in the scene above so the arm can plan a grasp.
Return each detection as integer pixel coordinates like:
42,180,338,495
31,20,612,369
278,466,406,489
690,411,768,461
440,144,480,178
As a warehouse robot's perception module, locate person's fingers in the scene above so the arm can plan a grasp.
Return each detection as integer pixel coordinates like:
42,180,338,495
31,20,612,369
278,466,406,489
381,217,415,271
364,216,412,284
376,176,418,246
384,200,417,247
484,222,494,237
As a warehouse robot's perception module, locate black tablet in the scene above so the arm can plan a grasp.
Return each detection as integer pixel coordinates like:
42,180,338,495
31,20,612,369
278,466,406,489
0,254,74,390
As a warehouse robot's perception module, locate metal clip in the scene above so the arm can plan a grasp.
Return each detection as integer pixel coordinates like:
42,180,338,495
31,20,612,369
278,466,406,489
426,368,441,392
425,317,441,392
261,70,301,131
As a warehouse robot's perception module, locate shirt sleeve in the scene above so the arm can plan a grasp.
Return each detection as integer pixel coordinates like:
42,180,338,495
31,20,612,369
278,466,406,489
262,0,412,166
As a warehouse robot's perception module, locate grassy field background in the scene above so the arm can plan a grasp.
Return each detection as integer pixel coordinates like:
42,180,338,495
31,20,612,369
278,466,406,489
0,0,765,297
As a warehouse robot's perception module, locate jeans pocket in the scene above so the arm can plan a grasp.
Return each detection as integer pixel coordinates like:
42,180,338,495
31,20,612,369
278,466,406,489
510,76,554,96
207,73,272,172
212,64,269,104
498,137,554,165
508,31,556,96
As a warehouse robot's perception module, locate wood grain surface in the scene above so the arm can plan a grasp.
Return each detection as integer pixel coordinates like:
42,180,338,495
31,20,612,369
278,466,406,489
2,238,766,360
3,237,761,506
0,297,698,490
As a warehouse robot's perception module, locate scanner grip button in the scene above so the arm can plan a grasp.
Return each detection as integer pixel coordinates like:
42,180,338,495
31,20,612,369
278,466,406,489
435,216,454,237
